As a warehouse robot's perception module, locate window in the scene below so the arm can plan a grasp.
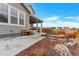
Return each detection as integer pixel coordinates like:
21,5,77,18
19,11,24,25
0,3,25,26
0,4,8,23
11,8,18,24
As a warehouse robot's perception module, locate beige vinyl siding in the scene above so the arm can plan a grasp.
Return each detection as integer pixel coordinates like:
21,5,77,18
8,3,30,30
0,3,30,35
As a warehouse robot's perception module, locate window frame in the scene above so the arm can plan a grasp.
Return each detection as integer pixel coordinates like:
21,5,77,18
19,11,25,25
10,7,18,25
0,3,8,24
0,3,25,26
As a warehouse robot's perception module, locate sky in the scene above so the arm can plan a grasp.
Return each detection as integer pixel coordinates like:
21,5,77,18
32,3,79,28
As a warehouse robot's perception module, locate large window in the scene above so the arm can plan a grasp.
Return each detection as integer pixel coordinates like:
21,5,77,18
19,11,24,25
0,3,25,26
11,8,18,24
0,4,8,23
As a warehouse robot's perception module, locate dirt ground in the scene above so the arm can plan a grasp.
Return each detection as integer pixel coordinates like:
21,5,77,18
16,37,79,56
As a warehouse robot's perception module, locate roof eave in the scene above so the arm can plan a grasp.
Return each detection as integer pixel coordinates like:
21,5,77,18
21,3,31,15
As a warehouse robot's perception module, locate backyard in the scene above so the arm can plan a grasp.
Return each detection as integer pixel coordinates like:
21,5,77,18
16,31,79,56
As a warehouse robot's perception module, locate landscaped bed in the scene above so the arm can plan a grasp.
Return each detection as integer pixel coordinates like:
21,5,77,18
16,36,79,56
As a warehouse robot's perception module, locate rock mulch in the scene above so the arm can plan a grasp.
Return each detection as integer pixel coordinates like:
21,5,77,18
16,38,79,56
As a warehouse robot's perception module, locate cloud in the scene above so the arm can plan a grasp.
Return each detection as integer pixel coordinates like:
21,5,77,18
65,16,79,20
65,17,75,19
43,22,58,27
75,16,79,21
43,20,79,28
56,21,79,28
44,16,59,20
43,16,79,28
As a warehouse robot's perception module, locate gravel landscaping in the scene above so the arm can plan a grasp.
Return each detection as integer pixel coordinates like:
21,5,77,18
16,36,79,56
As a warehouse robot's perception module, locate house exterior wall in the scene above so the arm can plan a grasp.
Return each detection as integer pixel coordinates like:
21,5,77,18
0,3,33,35
8,3,30,30
0,25,22,35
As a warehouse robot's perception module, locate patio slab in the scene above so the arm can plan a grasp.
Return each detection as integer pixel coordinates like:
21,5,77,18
0,35,44,56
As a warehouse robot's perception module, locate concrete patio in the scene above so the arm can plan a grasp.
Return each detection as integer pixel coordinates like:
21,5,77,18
0,34,44,56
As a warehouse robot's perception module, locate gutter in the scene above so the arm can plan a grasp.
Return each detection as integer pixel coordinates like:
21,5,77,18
30,5,35,14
